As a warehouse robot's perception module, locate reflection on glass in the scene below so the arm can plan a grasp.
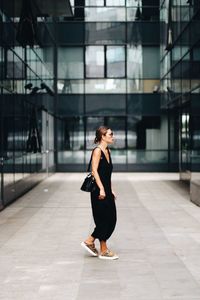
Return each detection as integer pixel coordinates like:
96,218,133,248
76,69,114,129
107,46,125,77
85,7,126,22
127,45,142,78
7,49,25,79
143,80,160,93
85,79,126,93
128,150,168,163
86,46,104,78
57,117,85,164
143,47,160,79
126,0,139,6
85,94,125,115
57,80,84,94
58,117,84,151
127,79,143,93
191,80,200,91
127,116,139,149
85,22,126,45
42,47,54,77
106,0,125,6
26,47,51,80
85,0,104,5
58,47,84,79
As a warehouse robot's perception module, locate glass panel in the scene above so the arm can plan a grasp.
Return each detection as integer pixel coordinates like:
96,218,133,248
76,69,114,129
57,95,84,116
127,45,142,78
85,79,126,93
127,79,143,93
55,23,84,44
127,79,160,93
127,116,139,149
143,47,160,78
106,0,125,6
57,117,84,164
106,46,125,77
85,0,104,5
85,22,126,45
7,49,25,79
42,47,54,77
127,94,160,115
126,0,140,6
128,150,168,164
57,79,84,94
85,7,126,22
86,46,104,78
127,7,142,21
143,79,160,93
85,94,126,115
181,111,190,171
127,115,167,155
58,47,84,79
107,117,126,164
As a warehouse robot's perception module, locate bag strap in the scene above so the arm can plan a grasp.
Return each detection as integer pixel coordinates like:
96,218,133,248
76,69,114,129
87,152,93,172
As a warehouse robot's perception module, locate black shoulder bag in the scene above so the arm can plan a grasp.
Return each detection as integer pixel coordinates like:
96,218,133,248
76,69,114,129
80,151,96,192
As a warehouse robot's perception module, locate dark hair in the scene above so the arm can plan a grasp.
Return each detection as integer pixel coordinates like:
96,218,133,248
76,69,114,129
94,126,110,144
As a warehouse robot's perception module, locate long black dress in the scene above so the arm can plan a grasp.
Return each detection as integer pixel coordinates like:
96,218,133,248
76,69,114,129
90,148,117,241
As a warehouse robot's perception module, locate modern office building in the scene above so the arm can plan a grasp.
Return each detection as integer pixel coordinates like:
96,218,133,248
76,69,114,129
0,0,200,209
160,0,200,205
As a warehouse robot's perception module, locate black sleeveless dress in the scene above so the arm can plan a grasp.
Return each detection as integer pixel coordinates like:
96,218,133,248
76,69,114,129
90,148,117,241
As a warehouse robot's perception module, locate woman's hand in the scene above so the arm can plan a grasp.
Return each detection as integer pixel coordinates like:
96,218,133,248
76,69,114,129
99,188,106,200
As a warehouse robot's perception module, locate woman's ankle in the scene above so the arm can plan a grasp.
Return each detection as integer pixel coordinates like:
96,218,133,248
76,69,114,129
100,241,107,253
85,236,95,244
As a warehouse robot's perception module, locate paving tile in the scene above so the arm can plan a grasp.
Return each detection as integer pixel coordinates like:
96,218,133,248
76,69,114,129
0,173,200,300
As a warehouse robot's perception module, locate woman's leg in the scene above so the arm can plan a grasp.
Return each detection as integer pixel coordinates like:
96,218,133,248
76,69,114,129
100,240,107,253
84,235,95,245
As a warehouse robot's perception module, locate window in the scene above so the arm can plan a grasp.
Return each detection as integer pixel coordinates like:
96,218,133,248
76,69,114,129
106,0,125,6
85,45,126,78
107,46,125,77
85,0,104,5
86,46,104,78
143,47,160,78
58,47,84,79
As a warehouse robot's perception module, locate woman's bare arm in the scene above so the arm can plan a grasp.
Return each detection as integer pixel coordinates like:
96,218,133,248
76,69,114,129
92,148,105,199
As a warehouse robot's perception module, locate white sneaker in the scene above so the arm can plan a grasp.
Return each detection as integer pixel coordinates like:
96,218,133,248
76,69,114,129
99,249,119,260
81,242,98,257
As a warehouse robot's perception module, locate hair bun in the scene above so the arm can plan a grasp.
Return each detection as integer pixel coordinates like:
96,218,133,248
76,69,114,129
93,126,110,144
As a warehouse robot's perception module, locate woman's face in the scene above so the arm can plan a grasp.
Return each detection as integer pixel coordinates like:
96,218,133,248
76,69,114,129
102,129,114,144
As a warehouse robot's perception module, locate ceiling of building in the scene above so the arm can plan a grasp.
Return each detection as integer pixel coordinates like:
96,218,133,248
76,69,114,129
0,0,73,17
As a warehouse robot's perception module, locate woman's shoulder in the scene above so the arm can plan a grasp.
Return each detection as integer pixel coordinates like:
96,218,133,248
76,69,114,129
93,146,101,154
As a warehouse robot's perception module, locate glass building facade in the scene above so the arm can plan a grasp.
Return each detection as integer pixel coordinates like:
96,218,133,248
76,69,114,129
56,0,164,172
160,0,200,203
1,0,200,208
0,1,58,208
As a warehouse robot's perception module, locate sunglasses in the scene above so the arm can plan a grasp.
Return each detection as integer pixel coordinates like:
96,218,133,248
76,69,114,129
106,132,114,137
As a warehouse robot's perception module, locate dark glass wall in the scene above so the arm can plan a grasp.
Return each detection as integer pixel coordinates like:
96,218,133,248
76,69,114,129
0,2,56,209
160,0,200,180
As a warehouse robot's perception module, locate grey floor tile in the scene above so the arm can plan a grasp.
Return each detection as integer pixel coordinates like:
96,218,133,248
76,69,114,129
1,173,200,300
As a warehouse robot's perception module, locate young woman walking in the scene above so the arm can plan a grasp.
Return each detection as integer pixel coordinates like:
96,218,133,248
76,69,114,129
81,126,118,260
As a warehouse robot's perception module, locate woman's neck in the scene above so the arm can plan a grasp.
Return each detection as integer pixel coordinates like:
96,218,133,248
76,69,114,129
99,141,107,151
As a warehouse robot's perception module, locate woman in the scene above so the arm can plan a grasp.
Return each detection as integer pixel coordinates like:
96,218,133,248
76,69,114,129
81,126,118,260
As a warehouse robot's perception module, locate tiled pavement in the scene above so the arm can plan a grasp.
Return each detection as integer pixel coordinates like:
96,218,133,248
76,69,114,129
1,173,200,300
